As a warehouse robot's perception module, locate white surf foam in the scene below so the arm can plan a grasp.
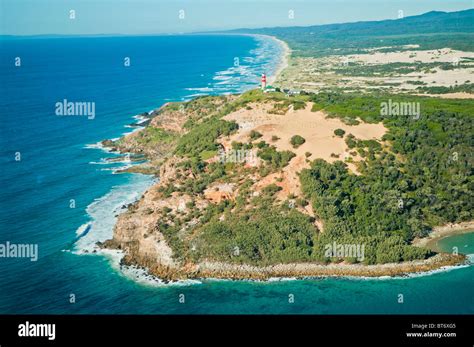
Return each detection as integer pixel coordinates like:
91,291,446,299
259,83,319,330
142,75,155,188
98,248,201,287
73,174,155,254
182,35,282,100
88,159,110,165
84,139,119,153
99,163,135,174
133,114,150,124
185,87,214,93
121,126,145,137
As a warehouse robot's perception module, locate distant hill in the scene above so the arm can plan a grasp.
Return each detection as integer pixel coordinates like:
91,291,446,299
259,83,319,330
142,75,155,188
227,9,474,56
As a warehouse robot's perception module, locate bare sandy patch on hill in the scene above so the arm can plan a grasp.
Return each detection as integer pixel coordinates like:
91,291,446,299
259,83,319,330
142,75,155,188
276,47,474,94
223,102,387,199
415,92,474,99
349,48,474,64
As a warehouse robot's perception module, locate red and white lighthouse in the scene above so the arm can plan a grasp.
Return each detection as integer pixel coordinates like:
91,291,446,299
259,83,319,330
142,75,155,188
261,73,267,90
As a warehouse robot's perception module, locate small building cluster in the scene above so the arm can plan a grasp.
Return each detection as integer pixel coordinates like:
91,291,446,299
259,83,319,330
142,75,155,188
260,73,302,95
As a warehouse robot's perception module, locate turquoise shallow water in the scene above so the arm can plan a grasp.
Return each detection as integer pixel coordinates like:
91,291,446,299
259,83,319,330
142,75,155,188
434,232,474,255
0,35,472,314
2,235,472,314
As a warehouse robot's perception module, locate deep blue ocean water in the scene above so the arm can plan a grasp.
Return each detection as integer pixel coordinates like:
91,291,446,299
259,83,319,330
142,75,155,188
0,35,473,314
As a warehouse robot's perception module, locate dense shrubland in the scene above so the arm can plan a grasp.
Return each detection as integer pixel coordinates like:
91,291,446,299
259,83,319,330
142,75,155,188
139,89,473,265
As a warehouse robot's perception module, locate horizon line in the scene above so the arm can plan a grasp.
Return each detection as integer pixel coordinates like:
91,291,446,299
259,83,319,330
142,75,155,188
1,8,471,39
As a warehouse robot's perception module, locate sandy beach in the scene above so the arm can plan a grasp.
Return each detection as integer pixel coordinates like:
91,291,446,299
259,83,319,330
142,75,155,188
218,32,290,84
221,101,387,200
413,221,474,252
262,34,291,84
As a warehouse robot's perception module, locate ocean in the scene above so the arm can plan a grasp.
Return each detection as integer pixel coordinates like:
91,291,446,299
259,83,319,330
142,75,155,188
0,34,472,314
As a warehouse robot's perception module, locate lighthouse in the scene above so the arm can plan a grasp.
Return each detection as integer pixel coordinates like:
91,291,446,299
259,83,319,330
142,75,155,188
261,73,267,90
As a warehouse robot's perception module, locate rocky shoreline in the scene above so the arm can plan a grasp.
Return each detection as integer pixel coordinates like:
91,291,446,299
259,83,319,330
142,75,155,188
99,153,470,281
102,230,467,281
194,254,468,280
99,101,471,282
97,39,472,283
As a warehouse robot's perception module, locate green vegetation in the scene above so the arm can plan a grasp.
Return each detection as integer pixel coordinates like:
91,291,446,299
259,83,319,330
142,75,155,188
269,100,306,114
262,183,282,196
309,92,474,124
290,135,306,148
233,10,474,57
175,117,239,158
128,85,472,267
197,205,318,265
216,89,310,116
249,130,263,140
333,61,471,77
200,150,218,161
257,142,296,169
113,6,474,273
299,93,473,263
134,127,175,145
345,134,357,149
299,159,434,263
417,83,474,94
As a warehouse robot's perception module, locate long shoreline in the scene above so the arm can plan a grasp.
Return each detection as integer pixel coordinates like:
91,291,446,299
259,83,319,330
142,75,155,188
98,34,292,281
233,33,290,84
102,34,473,283
261,34,291,84
113,247,468,282
194,254,468,281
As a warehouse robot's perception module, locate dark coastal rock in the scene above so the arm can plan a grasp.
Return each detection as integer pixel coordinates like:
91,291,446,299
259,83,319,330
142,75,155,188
101,139,116,148
97,239,121,250
128,119,151,128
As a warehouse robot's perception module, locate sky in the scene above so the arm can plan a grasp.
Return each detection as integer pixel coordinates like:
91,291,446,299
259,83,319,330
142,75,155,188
0,0,472,36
